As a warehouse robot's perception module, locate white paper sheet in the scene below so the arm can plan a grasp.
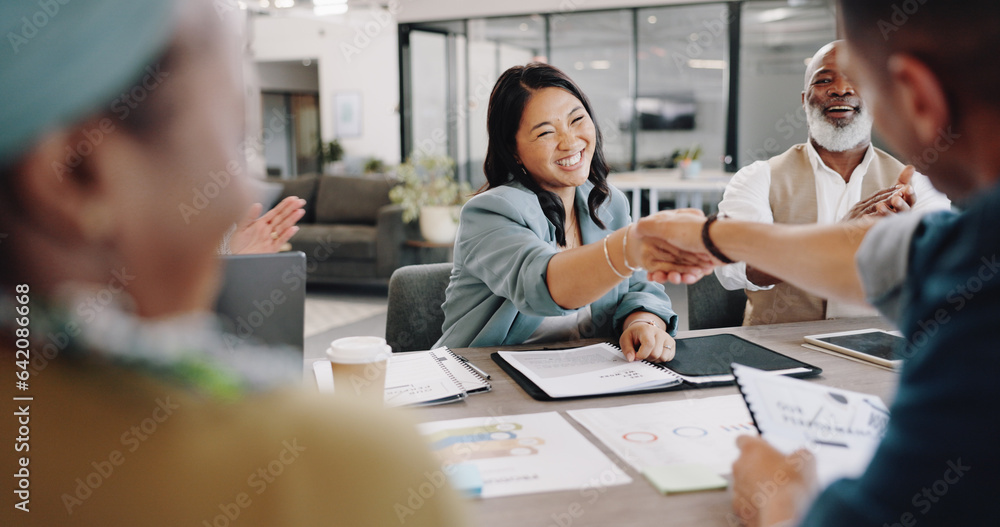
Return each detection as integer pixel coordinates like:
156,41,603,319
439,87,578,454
418,411,632,498
568,394,754,476
733,364,888,487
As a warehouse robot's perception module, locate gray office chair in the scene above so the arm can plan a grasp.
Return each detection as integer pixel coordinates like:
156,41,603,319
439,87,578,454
686,271,748,330
385,263,454,352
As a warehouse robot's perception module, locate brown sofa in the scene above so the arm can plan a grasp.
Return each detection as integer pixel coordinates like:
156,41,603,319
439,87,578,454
268,174,425,284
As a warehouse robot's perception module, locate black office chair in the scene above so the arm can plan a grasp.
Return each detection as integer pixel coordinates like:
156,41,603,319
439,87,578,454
686,271,747,330
385,263,453,352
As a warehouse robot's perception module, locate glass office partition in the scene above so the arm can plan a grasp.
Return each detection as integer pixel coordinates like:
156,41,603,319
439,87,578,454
466,16,545,188
636,4,728,171
738,1,837,168
549,10,634,172
410,30,449,159
400,1,841,190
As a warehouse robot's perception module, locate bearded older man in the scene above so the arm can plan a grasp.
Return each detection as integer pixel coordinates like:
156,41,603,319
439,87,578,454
715,40,951,325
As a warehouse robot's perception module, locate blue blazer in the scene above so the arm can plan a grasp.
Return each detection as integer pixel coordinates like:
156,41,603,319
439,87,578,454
435,179,677,348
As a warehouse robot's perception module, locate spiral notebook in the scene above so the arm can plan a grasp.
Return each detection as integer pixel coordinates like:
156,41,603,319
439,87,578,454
732,364,887,486
493,334,820,401
312,347,490,406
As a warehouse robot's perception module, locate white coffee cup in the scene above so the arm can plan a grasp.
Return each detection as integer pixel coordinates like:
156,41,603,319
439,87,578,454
326,336,391,401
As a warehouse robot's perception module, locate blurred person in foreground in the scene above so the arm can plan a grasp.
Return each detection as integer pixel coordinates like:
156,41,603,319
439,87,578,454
631,0,1000,524
0,1,465,525
715,40,951,325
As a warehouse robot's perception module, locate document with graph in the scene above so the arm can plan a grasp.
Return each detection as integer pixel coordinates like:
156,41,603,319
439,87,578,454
568,394,755,476
418,411,631,498
733,364,890,487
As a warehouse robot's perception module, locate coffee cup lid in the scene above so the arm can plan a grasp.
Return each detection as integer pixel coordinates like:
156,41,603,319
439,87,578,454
326,336,391,364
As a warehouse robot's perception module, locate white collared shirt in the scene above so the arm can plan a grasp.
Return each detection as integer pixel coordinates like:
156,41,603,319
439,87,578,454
715,143,952,318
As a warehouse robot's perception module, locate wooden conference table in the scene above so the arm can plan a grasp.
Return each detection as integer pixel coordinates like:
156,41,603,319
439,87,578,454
608,169,733,221
410,317,898,527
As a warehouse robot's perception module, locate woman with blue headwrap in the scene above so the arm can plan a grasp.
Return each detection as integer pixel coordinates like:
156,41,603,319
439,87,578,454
0,1,465,525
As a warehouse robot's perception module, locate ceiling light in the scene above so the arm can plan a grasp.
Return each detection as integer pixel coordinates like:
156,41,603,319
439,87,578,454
756,7,795,23
688,59,726,69
590,60,611,70
314,0,347,4
274,0,294,8
574,62,584,70
258,0,269,6
314,3,348,15
519,23,528,31
647,15,657,24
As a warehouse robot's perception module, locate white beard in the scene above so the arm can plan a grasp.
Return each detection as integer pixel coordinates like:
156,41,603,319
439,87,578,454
805,103,874,152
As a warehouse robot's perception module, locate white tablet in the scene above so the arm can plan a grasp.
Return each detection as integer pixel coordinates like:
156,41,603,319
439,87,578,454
804,328,905,369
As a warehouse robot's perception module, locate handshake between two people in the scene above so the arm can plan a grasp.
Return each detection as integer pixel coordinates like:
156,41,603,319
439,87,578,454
628,166,917,285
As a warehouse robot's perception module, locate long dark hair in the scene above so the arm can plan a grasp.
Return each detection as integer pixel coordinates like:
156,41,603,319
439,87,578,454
483,63,611,246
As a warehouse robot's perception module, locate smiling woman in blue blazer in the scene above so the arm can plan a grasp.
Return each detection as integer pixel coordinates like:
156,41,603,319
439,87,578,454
435,63,706,362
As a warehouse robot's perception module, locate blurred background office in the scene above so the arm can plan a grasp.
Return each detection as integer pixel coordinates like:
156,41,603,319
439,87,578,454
239,0,841,350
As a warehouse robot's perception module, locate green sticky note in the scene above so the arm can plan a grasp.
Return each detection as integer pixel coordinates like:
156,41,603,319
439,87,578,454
642,463,728,495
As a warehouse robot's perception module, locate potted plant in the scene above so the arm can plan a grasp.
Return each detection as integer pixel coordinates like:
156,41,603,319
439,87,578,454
389,153,471,244
675,145,703,179
322,139,345,174
363,156,386,175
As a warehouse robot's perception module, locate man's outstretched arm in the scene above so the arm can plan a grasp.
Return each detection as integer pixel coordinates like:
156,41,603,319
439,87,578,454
635,210,875,306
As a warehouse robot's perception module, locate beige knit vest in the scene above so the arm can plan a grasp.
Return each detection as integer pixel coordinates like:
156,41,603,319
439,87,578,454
743,144,904,325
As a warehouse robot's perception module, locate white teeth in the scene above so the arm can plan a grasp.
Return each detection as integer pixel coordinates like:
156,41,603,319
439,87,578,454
828,106,854,111
556,152,582,167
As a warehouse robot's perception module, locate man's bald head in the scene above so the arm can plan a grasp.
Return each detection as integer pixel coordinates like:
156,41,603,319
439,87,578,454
804,41,842,91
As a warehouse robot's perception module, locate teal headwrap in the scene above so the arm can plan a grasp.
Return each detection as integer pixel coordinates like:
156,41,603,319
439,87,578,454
0,0,177,165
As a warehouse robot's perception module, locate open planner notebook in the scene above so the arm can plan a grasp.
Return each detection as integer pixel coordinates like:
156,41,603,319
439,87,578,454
313,347,491,407
493,334,820,400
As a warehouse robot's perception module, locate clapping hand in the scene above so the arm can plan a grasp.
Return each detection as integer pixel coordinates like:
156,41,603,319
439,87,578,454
845,165,916,220
229,196,307,254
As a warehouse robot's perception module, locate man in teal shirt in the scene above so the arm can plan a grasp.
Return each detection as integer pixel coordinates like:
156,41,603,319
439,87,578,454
633,0,1000,524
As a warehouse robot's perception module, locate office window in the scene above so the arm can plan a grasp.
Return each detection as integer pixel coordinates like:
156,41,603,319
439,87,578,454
410,30,449,159
549,10,634,172
636,4,728,171
738,1,837,168
466,16,546,188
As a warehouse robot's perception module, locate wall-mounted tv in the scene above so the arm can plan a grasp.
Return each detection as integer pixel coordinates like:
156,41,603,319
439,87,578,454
619,94,697,131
